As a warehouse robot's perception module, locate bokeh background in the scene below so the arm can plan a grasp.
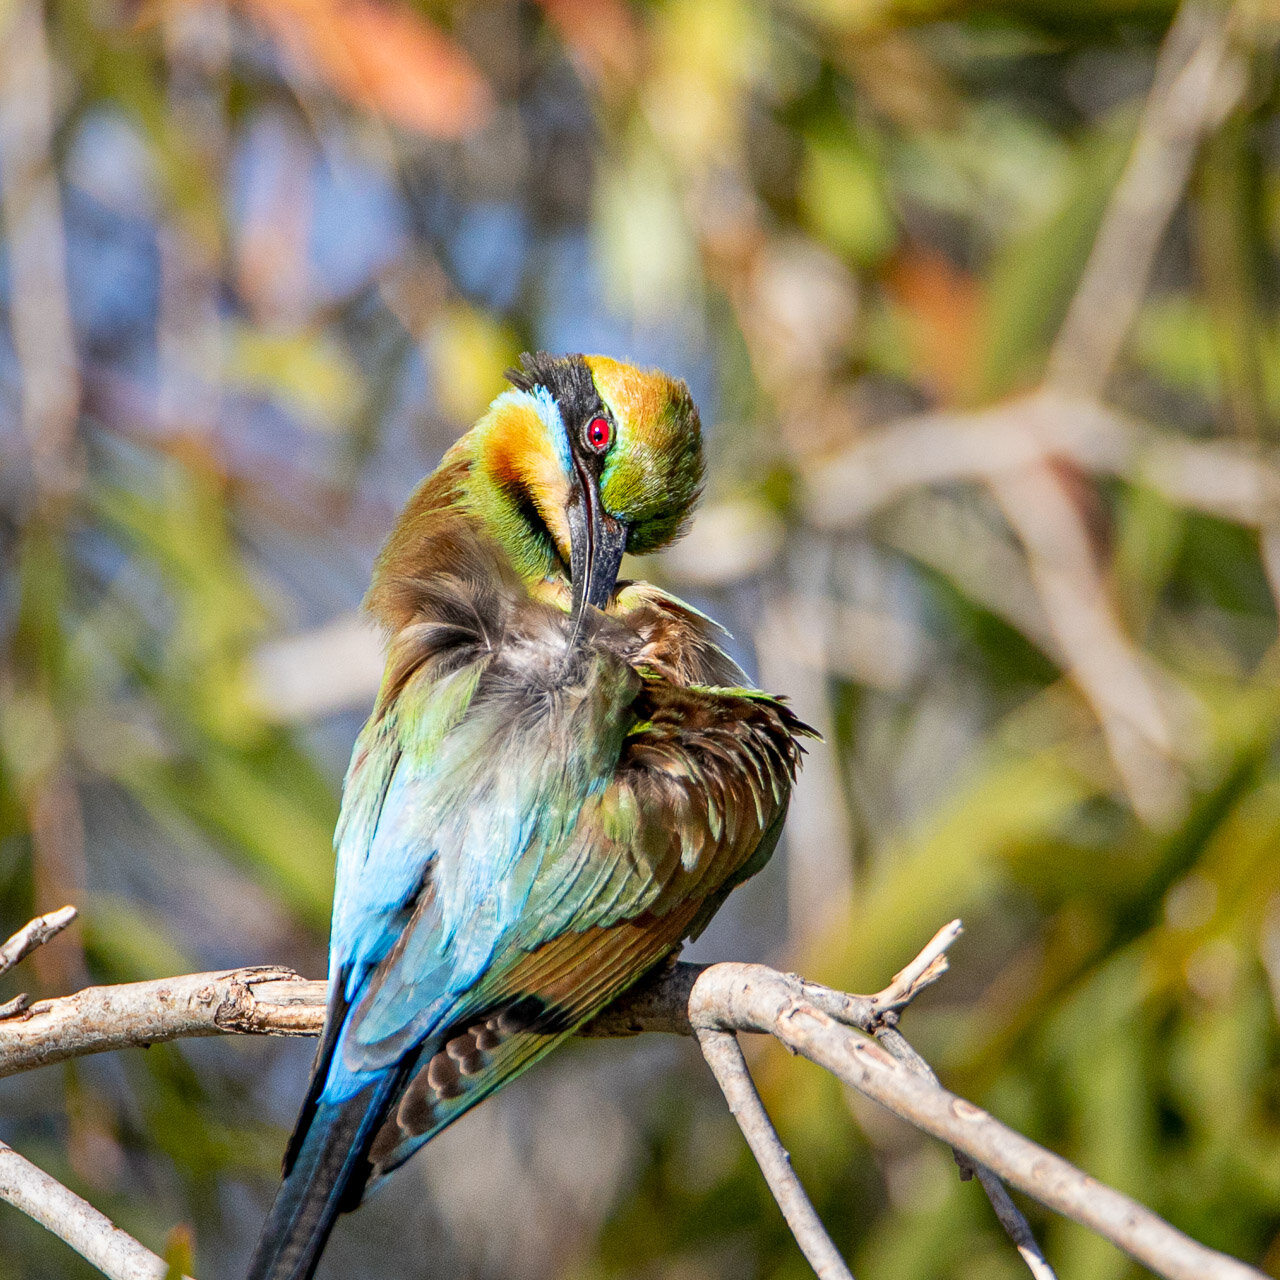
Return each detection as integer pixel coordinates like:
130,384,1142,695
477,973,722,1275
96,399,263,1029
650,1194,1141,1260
1,0,1279,1276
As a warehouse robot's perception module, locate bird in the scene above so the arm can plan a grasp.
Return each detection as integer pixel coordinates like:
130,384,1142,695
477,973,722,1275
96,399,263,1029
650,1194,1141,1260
245,352,814,1280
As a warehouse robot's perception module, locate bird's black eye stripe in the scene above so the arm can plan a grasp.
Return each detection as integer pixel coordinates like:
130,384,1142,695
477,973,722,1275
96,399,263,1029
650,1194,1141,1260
506,352,612,462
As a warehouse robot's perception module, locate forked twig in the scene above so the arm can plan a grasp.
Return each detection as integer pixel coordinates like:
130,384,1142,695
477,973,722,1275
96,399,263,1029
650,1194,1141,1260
0,918,1265,1280
685,973,1261,1280
700,920,1056,1280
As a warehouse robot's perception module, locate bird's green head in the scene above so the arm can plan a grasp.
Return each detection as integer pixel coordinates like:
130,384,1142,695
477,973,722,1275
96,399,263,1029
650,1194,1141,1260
468,352,704,613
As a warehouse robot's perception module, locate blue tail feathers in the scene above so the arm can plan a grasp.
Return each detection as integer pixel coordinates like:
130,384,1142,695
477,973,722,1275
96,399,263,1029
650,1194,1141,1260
244,1073,398,1280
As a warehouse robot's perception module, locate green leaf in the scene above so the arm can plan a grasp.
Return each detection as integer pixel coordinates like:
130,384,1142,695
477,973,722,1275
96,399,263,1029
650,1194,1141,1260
799,127,897,266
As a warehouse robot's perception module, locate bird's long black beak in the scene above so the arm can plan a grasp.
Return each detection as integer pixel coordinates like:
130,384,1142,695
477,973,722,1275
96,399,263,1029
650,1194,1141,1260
568,465,627,620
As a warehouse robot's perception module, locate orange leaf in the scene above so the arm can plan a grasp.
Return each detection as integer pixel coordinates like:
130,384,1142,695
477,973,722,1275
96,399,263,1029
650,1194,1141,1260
885,246,981,407
537,0,640,84
247,0,492,138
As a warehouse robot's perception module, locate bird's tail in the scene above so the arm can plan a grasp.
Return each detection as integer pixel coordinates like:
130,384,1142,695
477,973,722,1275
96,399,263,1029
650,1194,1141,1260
244,1071,398,1280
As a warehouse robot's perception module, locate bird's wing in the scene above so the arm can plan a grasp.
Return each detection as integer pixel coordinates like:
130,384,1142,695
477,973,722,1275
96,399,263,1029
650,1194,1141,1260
345,673,812,1187
280,648,492,1178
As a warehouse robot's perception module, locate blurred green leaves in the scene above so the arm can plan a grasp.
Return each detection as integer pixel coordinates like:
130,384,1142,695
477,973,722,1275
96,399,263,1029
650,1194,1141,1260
799,127,897,267
3,0,1280,1278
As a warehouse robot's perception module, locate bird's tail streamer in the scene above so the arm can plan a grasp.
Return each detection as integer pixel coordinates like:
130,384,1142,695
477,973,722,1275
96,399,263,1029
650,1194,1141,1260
244,1071,399,1280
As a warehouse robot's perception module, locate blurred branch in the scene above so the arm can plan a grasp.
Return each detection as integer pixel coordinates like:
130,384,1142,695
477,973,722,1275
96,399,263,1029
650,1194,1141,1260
0,918,1265,1280
0,1141,181,1280
986,0,1246,821
802,387,1280,818
796,0,1257,825
803,393,1280,537
158,3,230,443
0,0,90,993
0,0,81,493
982,0,1247,821
1048,0,1247,396
248,612,384,721
987,460,1183,823
757,590,858,935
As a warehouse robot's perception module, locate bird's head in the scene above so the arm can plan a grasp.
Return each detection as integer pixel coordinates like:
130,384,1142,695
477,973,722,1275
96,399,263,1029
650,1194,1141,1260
467,352,704,615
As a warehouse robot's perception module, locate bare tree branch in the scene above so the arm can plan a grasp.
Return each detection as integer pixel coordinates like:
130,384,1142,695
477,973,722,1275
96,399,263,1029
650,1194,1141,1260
696,1028,856,1280
0,905,77,980
0,965,322,1079
0,920,964,1077
0,1141,176,1280
682,965,1261,1280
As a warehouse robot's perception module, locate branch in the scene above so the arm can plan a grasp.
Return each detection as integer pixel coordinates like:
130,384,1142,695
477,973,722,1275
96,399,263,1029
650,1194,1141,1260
682,965,1260,1280
0,920,961,1078
0,905,77,981
0,1141,175,1280
0,965,323,1079
696,1029,855,1280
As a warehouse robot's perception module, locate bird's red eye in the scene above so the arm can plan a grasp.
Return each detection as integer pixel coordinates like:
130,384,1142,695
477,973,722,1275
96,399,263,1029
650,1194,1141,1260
585,416,612,452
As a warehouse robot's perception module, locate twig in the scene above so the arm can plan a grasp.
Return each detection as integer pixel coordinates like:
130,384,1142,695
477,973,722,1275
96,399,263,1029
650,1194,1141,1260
874,1026,1057,1280
696,1028,855,1280
870,917,961,1010
0,1141,177,1280
0,906,77,980
783,918,960,1033
973,1168,1059,1280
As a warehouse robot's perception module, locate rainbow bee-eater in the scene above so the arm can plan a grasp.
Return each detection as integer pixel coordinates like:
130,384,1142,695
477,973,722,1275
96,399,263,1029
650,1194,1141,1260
246,353,813,1280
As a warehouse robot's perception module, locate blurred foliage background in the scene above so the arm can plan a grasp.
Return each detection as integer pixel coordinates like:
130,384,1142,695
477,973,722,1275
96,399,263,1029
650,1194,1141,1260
1,0,1279,1276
